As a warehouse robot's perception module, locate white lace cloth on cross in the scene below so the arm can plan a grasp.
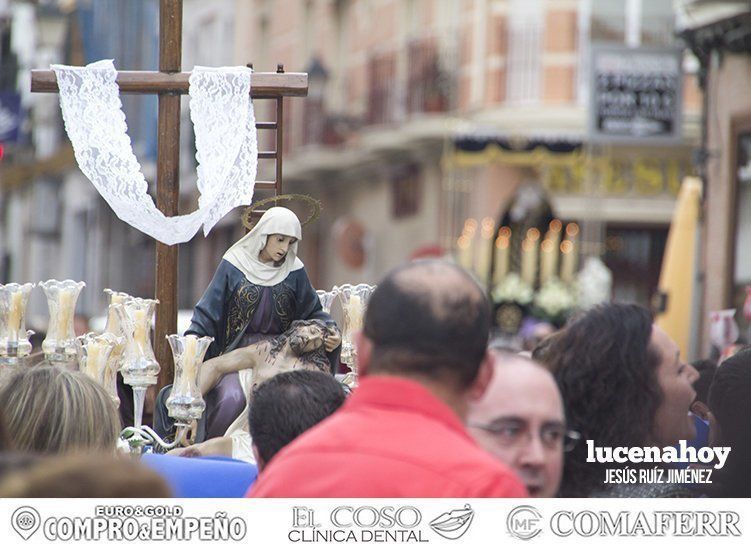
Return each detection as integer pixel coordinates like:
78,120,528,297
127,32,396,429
52,60,257,245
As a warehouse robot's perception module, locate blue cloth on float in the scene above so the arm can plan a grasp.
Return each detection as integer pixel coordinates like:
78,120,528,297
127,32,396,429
142,454,257,498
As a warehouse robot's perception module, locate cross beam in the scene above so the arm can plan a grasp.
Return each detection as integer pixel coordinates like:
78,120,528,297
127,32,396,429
30,70,308,97
30,0,307,396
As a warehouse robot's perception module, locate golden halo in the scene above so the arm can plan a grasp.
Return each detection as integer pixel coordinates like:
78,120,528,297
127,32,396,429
241,194,322,231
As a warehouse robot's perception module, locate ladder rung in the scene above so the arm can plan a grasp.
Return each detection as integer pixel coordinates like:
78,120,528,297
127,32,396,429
255,181,277,190
258,151,277,159
255,122,277,129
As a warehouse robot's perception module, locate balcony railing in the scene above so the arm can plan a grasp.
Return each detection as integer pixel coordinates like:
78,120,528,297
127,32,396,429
366,36,456,126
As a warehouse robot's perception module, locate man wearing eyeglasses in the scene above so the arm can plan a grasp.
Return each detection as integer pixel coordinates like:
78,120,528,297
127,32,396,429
468,350,576,498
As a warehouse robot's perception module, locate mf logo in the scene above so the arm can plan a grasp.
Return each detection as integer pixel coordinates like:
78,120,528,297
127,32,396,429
506,506,543,540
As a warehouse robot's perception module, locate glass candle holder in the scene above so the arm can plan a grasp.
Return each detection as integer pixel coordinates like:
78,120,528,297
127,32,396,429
103,289,133,365
337,283,376,380
117,298,159,429
103,289,132,334
165,334,213,424
40,279,85,365
316,288,339,314
118,298,160,388
0,282,35,365
77,332,123,407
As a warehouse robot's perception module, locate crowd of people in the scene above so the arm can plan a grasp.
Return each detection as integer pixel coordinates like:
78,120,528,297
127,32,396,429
0,217,749,498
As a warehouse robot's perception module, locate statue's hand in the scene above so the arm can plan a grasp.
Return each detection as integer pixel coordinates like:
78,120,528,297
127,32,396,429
325,330,342,352
167,445,203,457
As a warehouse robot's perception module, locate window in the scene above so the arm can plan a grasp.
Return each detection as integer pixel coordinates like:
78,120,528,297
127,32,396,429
506,0,543,103
391,164,422,219
591,0,674,46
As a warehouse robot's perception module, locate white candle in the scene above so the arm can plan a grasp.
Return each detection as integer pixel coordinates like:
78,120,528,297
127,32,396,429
457,235,472,270
521,229,540,287
561,240,578,283
346,294,363,333
7,291,23,339
85,342,103,380
493,235,510,286
133,309,148,347
539,239,556,285
57,290,73,334
183,335,198,384
548,220,562,276
477,218,495,285
561,223,580,283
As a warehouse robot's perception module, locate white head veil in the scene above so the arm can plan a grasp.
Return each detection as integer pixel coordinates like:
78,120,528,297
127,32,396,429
223,207,304,286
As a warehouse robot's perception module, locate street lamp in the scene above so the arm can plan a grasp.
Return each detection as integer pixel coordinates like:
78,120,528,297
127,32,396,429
304,57,329,144
306,56,329,101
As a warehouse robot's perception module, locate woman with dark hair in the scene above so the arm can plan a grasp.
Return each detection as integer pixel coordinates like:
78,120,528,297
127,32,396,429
539,303,698,497
707,348,751,497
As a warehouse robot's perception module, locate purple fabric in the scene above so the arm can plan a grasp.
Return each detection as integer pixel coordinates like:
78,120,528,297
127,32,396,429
203,290,281,438
202,372,246,439
247,287,282,336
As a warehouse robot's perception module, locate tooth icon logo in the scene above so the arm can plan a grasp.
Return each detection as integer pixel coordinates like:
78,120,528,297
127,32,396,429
429,504,475,540
11,506,41,541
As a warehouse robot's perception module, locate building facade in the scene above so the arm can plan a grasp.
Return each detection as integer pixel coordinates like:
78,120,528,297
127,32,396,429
679,0,751,355
230,0,701,311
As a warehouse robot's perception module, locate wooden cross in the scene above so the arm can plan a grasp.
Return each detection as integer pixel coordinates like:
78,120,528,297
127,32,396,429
30,0,308,391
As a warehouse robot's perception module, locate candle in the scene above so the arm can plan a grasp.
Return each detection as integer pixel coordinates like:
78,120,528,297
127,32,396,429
182,335,198,384
561,223,580,283
521,237,539,287
57,290,73,335
539,239,556,285
465,225,477,272
477,218,495,285
346,294,363,334
85,342,103,380
561,240,579,283
457,235,473,270
493,235,510,286
548,220,562,278
133,309,148,347
7,291,23,340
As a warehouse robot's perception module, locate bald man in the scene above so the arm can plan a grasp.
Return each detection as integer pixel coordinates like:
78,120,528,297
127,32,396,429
468,351,568,497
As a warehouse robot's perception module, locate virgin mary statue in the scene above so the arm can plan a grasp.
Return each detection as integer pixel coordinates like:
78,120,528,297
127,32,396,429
182,207,341,438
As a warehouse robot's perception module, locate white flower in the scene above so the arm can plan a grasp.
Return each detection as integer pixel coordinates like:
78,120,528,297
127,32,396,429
492,273,534,305
535,278,577,318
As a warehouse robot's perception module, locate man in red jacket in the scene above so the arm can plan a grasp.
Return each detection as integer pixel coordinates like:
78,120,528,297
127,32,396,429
248,259,527,497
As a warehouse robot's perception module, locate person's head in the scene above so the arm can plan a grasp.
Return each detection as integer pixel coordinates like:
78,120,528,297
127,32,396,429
0,365,121,455
249,370,346,471
358,260,493,400
261,234,298,264
0,454,171,497
0,409,12,452
707,348,751,497
538,303,698,497
256,207,302,265
468,351,567,497
689,359,717,421
285,319,334,355
268,319,335,374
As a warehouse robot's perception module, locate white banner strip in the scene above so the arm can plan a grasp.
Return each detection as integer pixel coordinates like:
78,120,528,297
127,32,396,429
0,498,745,544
